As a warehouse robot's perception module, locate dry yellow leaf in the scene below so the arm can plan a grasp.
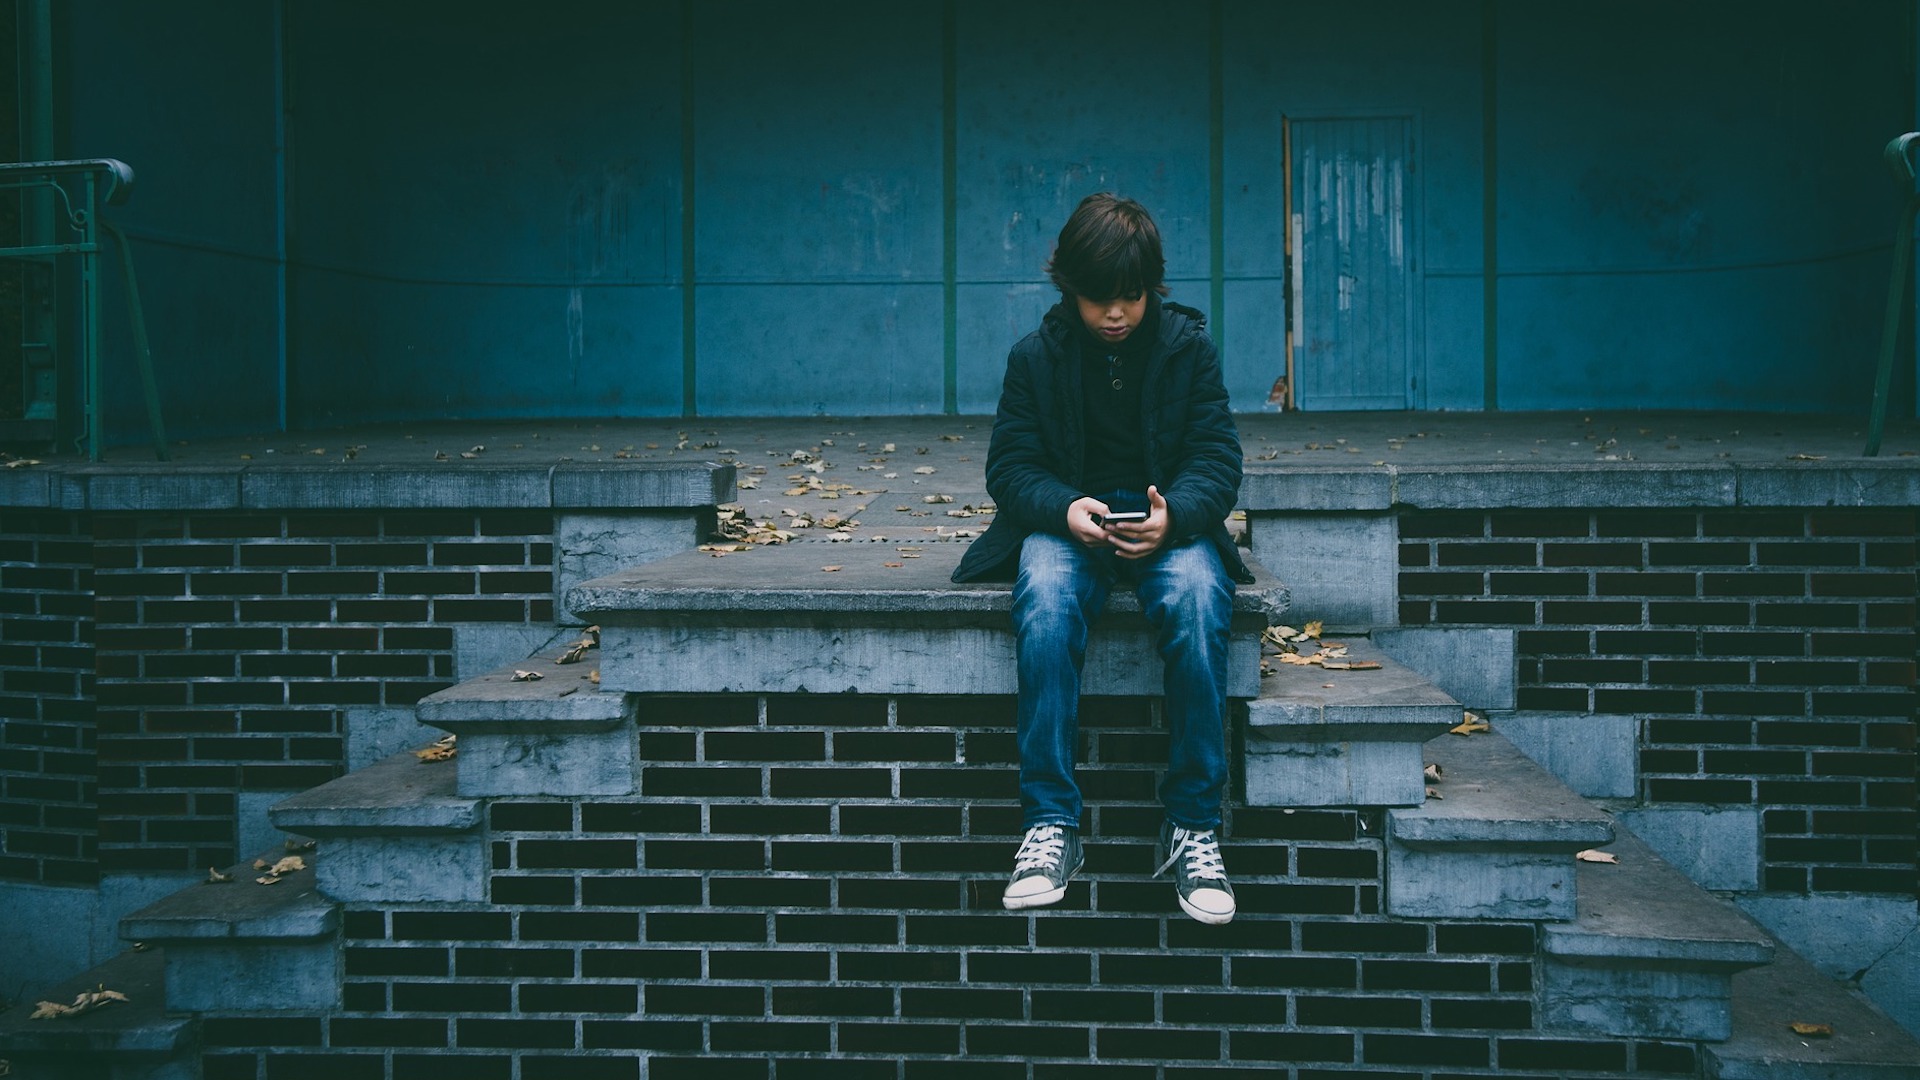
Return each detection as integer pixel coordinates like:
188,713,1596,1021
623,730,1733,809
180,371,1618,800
1789,1022,1833,1037
589,669,600,684
1302,620,1323,638
821,565,842,572
271,856,307,875
556,642,590,665
1575,849,1619,864
1450,712,1490,737
256,875,281,886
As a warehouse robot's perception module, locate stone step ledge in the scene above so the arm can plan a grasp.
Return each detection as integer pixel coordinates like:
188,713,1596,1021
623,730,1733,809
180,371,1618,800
417,645,639,799
1383,731,1614,921
118,850,340,1014
1541,828,1774,1043
1710,940,1920,1080
0,947,198,1077
569,542,1286,697
1243,637,1461,807
270,751,487,904
3,459,733,512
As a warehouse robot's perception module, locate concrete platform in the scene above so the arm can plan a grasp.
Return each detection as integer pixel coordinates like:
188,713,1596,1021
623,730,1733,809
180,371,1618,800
570,542,1287,698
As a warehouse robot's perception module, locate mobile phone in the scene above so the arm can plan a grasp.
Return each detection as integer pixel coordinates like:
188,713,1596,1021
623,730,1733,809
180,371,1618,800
1100,511,1148,525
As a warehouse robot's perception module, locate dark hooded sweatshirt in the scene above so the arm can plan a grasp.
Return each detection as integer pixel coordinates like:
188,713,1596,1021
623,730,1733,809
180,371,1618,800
951,297,1252,585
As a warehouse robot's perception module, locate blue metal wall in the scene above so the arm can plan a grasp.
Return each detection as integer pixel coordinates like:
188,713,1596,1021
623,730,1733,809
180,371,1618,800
56,0,1914,438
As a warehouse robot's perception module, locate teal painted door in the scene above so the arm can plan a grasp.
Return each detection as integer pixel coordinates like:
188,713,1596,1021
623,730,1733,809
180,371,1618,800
1290,117,1415,410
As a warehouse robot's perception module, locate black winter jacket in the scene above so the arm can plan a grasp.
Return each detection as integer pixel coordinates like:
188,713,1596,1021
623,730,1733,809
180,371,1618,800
951,297,1252,584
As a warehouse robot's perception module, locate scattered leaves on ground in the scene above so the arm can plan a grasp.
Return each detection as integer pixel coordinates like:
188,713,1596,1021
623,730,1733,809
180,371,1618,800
1575,849,1619,864
29,986,128,1020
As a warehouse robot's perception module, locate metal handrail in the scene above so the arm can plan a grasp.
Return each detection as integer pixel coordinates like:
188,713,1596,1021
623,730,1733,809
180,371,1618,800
0,157,167,460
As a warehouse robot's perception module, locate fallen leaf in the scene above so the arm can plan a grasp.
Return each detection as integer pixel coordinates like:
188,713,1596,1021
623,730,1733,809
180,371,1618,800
206,867,232,884
1575,849,1619,864
4,458,41,468
1788,1022,1833,1037
271,856,307,875
29,986,128,1020
1302,620,1323,638
556,642,590,665
286,838,317,852
1450,712,1490,737
821,565,842,572
913,466,936,475
589,669,600,684
511,669,544,682
256,875,281,886
924,494,954,504
1787,453,1827,461
883,562,903,568
1424,763,1443,782
1425,787,1443,799
252,859,271,871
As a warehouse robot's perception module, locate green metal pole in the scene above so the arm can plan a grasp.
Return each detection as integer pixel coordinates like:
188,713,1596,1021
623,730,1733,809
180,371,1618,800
100,221,168,461
80,173,99,460
1866,133,1920,458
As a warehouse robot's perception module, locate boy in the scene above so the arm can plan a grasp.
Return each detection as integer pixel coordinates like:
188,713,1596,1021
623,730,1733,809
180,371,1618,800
951,193,1252,925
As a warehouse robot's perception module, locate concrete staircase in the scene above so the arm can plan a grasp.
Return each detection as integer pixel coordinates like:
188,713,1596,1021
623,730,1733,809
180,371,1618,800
6,544,1919,1078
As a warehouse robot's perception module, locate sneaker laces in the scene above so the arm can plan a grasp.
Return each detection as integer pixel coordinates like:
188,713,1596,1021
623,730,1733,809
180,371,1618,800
1013,825,1068,874
1157,827,1228,882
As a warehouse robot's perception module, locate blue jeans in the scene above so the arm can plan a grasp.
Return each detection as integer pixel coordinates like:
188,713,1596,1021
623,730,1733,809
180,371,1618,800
1011,518,1233,831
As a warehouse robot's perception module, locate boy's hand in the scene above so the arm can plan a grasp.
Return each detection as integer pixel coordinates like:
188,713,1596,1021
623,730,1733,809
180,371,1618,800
1107,486,1170,559
1067,496,1112,548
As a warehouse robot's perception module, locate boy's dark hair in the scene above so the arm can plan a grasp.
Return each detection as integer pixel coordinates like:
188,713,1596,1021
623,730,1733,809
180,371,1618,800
1046,192,1170,300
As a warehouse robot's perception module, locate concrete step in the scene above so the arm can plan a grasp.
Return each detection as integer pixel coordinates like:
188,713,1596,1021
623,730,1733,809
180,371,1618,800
118,850,339,1014
567,541,1286,697
1542,827,1773,1042
1384,731,1615,920
415,643,637,798
1244,637,1461,807
269,749,487,903
0,946,198,1080
1710,939,1920,1079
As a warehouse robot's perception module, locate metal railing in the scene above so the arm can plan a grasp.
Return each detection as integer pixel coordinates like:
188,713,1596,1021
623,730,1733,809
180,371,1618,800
0,157,167,461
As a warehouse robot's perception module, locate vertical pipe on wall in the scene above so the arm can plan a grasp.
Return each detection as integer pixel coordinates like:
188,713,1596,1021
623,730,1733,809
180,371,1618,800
1208,0,1225,354
942,0,957,415
680,0,698,416
273,0,288,432
1480,0,1499,410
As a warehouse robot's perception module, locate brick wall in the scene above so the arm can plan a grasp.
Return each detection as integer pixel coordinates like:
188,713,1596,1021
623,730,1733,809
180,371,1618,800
0,510,98,883
91,510,554,874
1398,508,1919,895
198,694,1700,1079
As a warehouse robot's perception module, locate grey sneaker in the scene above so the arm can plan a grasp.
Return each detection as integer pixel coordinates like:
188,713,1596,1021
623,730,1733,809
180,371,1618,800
1002,824,1084,910
1155,820,1236,925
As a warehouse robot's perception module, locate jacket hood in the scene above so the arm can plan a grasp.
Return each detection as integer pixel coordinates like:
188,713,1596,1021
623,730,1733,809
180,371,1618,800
1039,294,1206,359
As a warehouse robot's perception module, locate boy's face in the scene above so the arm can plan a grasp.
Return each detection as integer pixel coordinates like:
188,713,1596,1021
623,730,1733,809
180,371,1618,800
1075,291,1147,347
